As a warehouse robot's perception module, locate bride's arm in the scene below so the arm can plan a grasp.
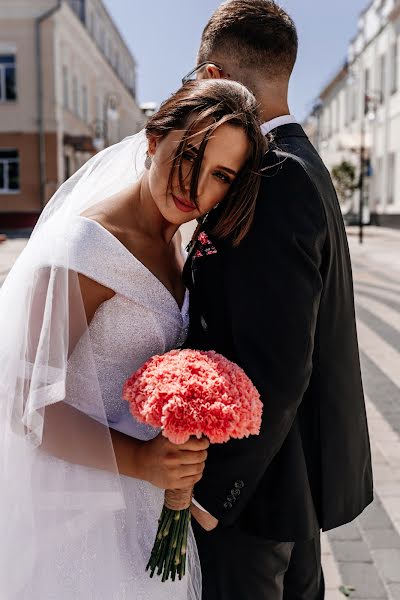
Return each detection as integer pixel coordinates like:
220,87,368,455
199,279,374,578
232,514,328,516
42,398,208,491
38,271,208,490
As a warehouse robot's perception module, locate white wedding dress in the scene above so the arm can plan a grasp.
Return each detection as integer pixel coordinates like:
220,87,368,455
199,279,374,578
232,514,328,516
43,216,198,599
0,134,201,599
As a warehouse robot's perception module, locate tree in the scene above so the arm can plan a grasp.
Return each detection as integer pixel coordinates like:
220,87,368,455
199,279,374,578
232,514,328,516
331,161,357,204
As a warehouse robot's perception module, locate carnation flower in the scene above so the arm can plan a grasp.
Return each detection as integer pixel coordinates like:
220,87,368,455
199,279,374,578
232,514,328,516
123,349,262,445
122,348,262,583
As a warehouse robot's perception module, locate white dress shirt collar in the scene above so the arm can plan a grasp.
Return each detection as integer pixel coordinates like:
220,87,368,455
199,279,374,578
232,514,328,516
260,115,297,136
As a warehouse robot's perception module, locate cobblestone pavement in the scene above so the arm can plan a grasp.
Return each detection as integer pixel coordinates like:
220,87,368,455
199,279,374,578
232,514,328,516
1,226,400,598
324,227,400,600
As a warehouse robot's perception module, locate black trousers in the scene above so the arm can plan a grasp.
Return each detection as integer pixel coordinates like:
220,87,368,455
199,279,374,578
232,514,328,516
192,520,325,600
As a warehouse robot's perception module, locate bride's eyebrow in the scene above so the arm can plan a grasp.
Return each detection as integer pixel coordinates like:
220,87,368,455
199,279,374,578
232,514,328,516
216,165,238,176
186,142,237,176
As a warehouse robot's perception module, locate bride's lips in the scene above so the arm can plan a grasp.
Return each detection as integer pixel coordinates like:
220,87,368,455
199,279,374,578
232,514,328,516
172,194,195,213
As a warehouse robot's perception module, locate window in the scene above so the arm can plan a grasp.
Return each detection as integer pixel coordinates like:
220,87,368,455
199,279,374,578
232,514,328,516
341,91,347,130
323,107,330,140
0,54,17,101
89,13,95,37
99,26,105,51
82,85,88,122
130,72,136,98
62,65,69,109
364,68,370,114
351,85,358,122
344,87,349,126
72,75,79,115
374,157,383,207
331,100,336,134
391,40,398,94
0,150,20,193
388,152,396,205
67,0,85,23
96,94,102,120
64,155,71,181
379,54,386,103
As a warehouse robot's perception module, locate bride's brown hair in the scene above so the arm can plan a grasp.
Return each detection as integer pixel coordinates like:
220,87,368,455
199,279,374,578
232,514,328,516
145,79,266,246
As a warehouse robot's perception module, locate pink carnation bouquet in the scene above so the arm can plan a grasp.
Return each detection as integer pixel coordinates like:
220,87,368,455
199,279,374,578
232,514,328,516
123,348,262,582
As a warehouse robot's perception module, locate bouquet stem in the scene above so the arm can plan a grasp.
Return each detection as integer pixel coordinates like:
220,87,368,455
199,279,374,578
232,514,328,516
146,487,193,582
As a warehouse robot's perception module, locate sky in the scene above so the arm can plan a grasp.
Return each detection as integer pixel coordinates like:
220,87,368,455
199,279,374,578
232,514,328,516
103,0,369,122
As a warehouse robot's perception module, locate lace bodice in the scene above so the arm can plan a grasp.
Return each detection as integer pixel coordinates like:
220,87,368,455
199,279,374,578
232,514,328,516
66,216,189,440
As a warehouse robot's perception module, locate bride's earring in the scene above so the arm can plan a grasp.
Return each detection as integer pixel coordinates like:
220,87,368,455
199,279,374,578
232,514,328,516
199,212,209,225
145,152,152,170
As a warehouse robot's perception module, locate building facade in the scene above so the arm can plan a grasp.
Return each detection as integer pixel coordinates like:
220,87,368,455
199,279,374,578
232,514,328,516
306,0,400,226
0,0,145,228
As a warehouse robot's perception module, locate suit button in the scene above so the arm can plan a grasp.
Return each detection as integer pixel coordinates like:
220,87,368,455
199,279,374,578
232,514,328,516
231,488,240,497
227,495,235,503
223,501,233,510
200,316,208,331
235,480,244,489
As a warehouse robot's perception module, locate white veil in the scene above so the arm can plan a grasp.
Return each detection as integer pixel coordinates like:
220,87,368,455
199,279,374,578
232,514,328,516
0,132,201,599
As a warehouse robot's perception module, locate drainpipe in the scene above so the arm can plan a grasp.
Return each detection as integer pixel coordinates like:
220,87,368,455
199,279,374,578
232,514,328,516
35,0,63,210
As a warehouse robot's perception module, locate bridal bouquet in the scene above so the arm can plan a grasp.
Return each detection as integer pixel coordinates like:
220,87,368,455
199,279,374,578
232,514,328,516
123,349,262,582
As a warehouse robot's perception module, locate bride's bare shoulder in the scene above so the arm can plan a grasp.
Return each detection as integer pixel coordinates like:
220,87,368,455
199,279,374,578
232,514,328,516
80,185,136,239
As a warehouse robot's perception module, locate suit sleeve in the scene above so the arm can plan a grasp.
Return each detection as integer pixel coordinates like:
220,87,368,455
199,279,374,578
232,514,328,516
193,158,327,525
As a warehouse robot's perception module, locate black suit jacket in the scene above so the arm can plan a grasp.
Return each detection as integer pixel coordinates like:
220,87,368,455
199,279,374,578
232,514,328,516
183,124,373,542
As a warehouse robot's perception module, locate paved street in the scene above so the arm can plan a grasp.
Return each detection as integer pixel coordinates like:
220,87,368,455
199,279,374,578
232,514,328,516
324,227,400,600
1,226,400,598
0,237,27,287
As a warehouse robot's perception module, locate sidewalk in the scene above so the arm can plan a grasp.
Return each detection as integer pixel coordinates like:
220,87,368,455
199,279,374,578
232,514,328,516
347,226,400,275
0,237,27,286
322,226,400,600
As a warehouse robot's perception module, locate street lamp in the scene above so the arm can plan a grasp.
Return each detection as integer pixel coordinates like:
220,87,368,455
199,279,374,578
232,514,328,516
358,91,381,244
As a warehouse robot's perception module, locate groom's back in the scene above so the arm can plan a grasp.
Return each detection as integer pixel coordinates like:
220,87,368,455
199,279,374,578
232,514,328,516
243,124,373,537
189,0,372,543
185,123,373,540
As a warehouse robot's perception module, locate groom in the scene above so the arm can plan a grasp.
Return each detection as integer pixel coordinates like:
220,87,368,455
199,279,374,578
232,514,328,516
184,1,373,599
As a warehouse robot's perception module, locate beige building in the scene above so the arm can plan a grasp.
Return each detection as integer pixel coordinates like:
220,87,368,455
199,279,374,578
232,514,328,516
305,0,400,226
0,0,145,229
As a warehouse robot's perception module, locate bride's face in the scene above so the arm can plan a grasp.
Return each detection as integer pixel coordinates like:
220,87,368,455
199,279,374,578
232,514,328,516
146,121,250,225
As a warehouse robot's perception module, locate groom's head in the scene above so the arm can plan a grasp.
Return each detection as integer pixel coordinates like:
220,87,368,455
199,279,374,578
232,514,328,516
196,0,297,109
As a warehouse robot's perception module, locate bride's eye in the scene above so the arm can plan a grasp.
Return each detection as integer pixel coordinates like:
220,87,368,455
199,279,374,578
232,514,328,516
214,171,232,185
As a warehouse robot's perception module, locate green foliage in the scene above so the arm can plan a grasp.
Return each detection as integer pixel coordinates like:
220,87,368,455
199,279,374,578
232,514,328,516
331,161,357,204
339,584,356,597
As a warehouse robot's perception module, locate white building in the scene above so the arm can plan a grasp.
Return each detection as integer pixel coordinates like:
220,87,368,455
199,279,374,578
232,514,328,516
306,0,400,227
0,0,145,229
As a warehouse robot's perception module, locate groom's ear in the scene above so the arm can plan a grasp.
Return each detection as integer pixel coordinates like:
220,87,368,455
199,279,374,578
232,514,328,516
201,64,223,80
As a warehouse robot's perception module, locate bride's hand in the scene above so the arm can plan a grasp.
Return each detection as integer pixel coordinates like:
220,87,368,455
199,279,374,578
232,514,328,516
137,434,209,490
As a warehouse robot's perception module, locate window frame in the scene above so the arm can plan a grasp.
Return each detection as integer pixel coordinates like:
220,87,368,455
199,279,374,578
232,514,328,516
391,40,398,95
379,53,386,104
62,65,69,109
0,54,17,102
387,152,396,205
0,149,20,194
82,84,88,123
72,75,79,116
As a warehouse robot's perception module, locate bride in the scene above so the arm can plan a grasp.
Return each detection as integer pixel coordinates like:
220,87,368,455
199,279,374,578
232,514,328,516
0,78,265,599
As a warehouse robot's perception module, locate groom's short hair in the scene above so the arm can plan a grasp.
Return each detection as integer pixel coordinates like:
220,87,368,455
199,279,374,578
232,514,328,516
198,0,298,79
